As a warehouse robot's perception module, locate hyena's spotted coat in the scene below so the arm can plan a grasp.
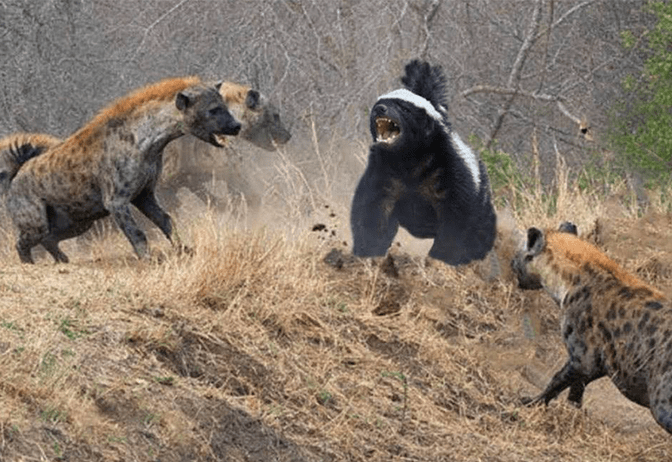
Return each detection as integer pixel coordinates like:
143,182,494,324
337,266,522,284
6,77,241,263
512,224,672,434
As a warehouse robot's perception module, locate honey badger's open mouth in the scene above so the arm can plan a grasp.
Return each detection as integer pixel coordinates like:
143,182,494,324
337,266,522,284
375,116,400,144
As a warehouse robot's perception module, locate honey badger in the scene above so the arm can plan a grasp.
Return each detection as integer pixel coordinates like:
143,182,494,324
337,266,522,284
351,59,496,265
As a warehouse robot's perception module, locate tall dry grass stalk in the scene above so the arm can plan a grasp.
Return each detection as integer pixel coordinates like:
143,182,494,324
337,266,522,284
502,149,647,238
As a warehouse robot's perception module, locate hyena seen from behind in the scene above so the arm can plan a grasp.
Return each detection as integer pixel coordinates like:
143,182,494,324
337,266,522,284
6,76,241,263
512,223,672,434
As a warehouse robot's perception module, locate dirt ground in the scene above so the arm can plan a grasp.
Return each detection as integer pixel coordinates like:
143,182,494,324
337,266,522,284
1,177,672,461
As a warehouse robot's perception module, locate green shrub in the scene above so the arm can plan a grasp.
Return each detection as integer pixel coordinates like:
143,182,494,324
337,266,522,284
609,1,672,179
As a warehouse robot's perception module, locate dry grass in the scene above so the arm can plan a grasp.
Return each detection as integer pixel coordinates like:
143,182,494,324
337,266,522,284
1,152,672,461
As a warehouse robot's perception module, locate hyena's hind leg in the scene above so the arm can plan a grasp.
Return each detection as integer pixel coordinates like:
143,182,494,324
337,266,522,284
40,206,99,264
15,233,39,264
8,196,52,264
650,373,672,434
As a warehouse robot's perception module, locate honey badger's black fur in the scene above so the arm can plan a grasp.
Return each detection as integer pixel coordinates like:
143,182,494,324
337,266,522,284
351,60,496,266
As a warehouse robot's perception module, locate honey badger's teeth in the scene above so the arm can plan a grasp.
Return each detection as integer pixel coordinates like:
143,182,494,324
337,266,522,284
375,117,400,144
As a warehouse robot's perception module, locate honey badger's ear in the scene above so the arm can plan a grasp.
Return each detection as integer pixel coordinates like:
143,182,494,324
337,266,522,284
526,227,545,256
245,89,261,110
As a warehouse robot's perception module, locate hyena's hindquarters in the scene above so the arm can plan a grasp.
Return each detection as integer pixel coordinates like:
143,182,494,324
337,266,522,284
8,193,67,263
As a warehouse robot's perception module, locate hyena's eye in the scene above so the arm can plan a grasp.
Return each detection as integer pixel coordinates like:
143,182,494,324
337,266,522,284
209,107,225,117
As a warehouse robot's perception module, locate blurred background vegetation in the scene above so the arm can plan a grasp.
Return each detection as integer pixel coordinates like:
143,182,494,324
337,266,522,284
0,0,670,212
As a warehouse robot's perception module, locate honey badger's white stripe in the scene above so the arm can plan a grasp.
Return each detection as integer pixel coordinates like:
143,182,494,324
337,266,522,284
450,132,481,188
378,88,481,189
378,89,443,122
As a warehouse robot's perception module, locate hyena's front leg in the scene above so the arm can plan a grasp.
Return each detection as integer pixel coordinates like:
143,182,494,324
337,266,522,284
523,360,579,406
131,187,173,241
40,238,70,264
105,198,148,259
132,187,195,255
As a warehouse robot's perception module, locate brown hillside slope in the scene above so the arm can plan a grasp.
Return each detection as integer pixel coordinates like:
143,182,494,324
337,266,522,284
1,196,671,461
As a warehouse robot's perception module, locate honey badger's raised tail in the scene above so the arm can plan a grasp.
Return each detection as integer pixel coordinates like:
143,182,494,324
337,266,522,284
6,76,241,263
400,59,448,112
351,59,496,266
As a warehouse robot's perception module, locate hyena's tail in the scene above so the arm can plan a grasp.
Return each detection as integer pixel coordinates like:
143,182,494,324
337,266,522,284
400,59,448,113
0,133,61,193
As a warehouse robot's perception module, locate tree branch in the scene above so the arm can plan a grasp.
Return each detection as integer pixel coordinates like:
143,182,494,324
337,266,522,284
462,84,585,128
534,0,596,42
131,0,191,60
507,0,543,88
483,0,542,148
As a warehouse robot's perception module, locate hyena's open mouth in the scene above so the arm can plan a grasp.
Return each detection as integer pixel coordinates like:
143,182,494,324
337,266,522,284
375,116,400,144
213,134,230,147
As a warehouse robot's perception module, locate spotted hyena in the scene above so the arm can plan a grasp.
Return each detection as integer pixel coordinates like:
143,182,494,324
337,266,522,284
160,81,291,209
218,81,291,151
512,223,672,434
0,133,61,195
6,77,241,263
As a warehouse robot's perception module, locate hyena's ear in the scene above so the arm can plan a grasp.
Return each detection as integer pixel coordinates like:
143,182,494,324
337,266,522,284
526,227,545,256
175,91,193,112
558,221,578,235
245,90,261,110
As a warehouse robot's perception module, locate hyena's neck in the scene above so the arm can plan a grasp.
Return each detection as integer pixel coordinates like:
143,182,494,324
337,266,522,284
133,105,186,161
531,254,573,306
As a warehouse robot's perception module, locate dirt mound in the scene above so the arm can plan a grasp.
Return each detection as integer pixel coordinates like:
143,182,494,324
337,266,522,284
1,206,671,461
